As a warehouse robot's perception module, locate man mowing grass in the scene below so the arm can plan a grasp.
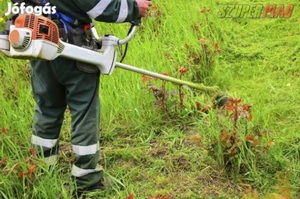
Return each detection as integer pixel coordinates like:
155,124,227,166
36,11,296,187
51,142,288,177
8,0,152,195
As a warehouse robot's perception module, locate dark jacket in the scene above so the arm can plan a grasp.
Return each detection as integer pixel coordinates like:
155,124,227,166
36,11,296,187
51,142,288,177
49,0,140,24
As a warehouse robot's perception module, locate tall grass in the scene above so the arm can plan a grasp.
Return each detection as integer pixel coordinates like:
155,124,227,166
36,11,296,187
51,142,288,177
1,0,300,198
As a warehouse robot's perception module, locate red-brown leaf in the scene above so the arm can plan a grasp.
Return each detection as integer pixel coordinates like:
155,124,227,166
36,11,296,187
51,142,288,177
0,158,7,167
19,172,25,178
246,136,255,141
29,147,37,155
142,75,154,83
0,128,8,133
27,164,38,176
178,67,189,74
126,194,134,199
149,195,171,199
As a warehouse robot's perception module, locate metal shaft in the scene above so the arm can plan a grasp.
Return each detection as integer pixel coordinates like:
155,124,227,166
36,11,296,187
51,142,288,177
116,62,219,92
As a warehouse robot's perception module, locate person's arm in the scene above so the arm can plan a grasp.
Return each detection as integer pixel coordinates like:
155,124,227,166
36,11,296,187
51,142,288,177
72,0,152,23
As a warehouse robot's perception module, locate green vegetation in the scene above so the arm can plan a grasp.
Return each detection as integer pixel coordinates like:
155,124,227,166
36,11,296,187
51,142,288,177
0,0,299,198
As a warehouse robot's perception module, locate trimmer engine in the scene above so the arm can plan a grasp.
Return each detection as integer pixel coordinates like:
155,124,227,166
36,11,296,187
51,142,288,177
0,14,124,74
1,14,60,60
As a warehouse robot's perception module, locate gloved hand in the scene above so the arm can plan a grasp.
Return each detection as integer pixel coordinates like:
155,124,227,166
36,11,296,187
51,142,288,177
136,0,152,17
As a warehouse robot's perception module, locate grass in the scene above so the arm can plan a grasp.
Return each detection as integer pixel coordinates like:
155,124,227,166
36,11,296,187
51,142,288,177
0,0,300,198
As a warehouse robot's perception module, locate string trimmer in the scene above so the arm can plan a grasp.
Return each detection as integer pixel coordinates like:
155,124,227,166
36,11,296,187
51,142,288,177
0,14,220,93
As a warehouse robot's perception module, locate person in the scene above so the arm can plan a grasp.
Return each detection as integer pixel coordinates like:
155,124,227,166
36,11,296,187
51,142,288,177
27,0,152,194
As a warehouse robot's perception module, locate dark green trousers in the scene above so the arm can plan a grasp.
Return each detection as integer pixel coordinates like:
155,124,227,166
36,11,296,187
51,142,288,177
30,57,102,188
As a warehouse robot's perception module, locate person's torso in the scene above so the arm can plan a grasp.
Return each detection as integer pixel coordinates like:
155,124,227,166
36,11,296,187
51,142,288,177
49,0,92,25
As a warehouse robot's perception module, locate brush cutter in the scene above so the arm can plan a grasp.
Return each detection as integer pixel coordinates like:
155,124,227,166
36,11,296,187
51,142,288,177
0,14,219,92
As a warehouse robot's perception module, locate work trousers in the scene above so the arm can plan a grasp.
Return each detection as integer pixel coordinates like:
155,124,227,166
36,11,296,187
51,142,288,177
30,57,102,188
